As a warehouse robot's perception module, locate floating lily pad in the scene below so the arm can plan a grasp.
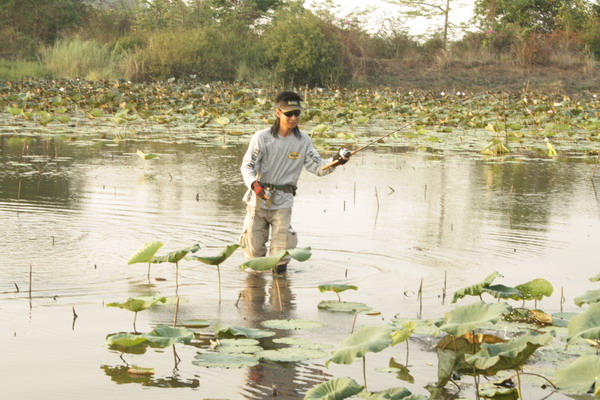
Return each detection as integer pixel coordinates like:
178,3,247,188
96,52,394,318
215,325,276,339
258,347,327,362
260,319,324,330
192,352,259,368
217,345,262,354
273,337,310,345
318,300,372,313
218,338,260,346
105,333,147,348
358,387,425,399
437,301,512,336
178,319,210,328
106,296,167,312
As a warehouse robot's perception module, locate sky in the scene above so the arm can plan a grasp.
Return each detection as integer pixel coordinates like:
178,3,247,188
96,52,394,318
305,0,475,38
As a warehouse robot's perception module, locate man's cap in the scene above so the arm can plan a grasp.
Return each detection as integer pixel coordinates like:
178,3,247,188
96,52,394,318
277,99,302,112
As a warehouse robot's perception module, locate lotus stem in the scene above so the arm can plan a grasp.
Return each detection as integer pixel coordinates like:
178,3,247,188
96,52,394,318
351,312,359,333
516,370,522,400
560,287,565,312
217,264,222,305
147,262,151,281
172,296,180,328
363,356,367,390
29,263,32,298
133,311,138,333
175,262,179,292
591,149,600,181
274,274,282,312
406,340,410,366
336,292,341,302
505,372,557,389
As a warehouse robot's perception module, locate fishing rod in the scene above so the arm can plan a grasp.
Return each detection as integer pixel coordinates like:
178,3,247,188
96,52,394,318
321,93,484,170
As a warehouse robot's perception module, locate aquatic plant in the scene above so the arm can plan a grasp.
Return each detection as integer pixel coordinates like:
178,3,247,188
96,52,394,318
188,243,239,304
127,241,164,281
150,243,200,288
452,272,504,303
553,354,600,395
318,283,358,302
303,377,364,400
106,296,167,332
567,302,600,346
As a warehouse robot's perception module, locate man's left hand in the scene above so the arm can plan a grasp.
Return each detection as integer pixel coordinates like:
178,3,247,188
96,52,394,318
333,148,352,165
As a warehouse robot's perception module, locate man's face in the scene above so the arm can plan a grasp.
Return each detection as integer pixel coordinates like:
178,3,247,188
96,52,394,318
276,108,301,131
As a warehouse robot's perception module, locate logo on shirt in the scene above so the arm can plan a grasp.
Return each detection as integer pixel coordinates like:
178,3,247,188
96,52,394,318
288,152,300,160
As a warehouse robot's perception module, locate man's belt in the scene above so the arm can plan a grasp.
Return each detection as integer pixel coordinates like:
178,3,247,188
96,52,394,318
264,183,297,196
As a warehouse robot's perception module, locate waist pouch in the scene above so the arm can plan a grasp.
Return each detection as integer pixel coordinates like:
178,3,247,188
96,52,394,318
263,183,297,196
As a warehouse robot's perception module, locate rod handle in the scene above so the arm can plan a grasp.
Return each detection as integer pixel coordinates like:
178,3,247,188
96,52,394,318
321,150,357,170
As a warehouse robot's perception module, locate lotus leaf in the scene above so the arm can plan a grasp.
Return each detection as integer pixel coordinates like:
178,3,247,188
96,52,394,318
465,331,553,374
105,333,147,348
273,337,310,345
574,289,600,307
391,321,415,346
218,338,260,346
437,301,512,336
590,273,600,282
142,325,194,347
552,354,600,395
303,377,364,400
215,325,276,339
327,325,392,366
483,284,522,299
106,296,167,312
318,300,372,313
375,358,415,384
568,302,600,344
511,278,553,301
217,345,262,354
358,387,427,400
258,347,327,362
287,246,312,261
240,250,287,271
318,284,358,293
188,244,239,265
127,242,163,264
178,319,210,328
192,352,259,368
260,319,324,330
452,272,504,303
136,150,158,160
150,244,200,264
478,387,518,400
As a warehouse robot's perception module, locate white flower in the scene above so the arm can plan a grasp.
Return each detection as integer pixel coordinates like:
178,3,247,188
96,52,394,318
523,97,528,103
553,102,562,107
59,87,65,92
440,91,446,96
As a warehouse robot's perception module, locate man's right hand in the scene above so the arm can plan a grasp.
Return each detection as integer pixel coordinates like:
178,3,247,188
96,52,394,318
251,180,269,200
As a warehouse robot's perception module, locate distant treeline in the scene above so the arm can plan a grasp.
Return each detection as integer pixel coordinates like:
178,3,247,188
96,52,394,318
0,0,598,85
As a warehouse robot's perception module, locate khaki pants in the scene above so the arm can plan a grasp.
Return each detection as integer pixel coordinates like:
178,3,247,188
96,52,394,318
240,205,298,264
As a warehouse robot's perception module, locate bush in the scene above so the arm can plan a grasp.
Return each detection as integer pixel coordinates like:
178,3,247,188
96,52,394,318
40,36,123,80
262,10,343,86
125,23,261,82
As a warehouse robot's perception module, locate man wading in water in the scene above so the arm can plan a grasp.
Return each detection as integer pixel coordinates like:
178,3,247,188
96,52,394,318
240,91,352,273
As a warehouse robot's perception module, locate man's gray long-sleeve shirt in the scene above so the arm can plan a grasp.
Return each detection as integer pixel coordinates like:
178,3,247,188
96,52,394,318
241,128,335,209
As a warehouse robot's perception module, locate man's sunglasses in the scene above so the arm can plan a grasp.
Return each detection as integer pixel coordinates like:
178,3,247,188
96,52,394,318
280,109,301,117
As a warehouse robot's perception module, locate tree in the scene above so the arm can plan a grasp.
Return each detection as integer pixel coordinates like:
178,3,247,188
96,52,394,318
0,0,89,44
385,0,467,49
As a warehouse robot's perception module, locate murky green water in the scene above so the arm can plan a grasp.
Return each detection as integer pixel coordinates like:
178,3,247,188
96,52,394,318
1,133,599,399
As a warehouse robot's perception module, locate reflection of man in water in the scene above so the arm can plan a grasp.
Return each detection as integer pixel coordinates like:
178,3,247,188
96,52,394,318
239,91,351,273
240,273,325,398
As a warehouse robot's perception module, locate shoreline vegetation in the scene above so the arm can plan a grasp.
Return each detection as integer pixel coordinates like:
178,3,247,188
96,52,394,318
0,1,598,92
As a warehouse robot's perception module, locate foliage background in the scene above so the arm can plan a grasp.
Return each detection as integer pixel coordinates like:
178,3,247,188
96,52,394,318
0,0,598,90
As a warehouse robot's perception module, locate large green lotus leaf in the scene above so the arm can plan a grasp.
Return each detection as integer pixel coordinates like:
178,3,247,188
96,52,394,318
590,273,600,282
552,354,600,395
478,386,518,400
106,296,167,312
452,272,504,303
327,325,392,366
318,284,358,293
435,333,491,387
318,300,372,313
240,250,287,271
258,347,327,362
574,289,600,307
438,302,512,336
142,325,194,347
483,284,522,300
260,319,324,330
127,241,164,264
568,302,600,343
105,333,147,348
215,325,276,339
151,244,200,264
303,377,364,400
287,246,312,261
188,244,239,265
192,352,259,368
511,278,553,301
465,331,553,374
391,321,415,346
